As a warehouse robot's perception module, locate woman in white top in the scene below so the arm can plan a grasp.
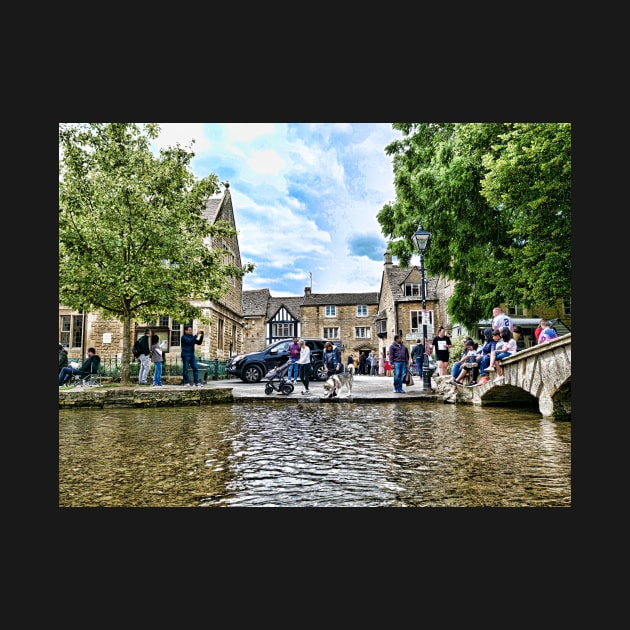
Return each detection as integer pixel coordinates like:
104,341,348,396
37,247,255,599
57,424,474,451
297,339,312,395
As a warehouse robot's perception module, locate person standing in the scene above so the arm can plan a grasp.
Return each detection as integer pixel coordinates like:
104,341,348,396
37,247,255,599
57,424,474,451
59,343,68,374
297,339,312,395
370,350,379,376
137,328,152,385
411,340,423,377
287,336,301,384
323,341,342,380
358,351,367,375
388,334,410,394
432,327,452,376
492,307,514,334
150,334,164,386
346,353,355,375
181,325,204,386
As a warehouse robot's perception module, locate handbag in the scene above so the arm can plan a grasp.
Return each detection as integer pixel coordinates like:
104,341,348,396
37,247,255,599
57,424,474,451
403,370,414,386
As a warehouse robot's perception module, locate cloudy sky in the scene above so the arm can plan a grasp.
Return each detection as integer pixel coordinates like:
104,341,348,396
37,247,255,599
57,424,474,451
151,123,404,297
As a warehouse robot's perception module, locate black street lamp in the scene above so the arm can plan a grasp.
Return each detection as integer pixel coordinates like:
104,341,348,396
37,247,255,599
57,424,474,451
412,224,432,390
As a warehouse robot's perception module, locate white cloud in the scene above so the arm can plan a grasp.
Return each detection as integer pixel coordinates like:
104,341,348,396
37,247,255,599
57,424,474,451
153,122,402,296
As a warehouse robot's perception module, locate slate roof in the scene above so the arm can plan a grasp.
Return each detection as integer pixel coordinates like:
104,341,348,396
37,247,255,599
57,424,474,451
242,289,271,317
384,265,439,302
302,292,379,306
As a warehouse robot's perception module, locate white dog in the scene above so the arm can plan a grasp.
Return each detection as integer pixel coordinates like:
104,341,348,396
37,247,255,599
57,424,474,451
323,372,353,398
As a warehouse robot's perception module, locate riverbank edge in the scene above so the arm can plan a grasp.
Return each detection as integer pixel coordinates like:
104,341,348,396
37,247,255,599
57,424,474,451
58,383,453,409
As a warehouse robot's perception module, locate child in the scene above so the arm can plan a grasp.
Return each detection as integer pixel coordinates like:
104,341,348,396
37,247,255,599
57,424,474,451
151,334,164,386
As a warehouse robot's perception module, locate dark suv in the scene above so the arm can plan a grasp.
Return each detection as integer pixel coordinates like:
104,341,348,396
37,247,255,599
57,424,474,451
226,338,328,383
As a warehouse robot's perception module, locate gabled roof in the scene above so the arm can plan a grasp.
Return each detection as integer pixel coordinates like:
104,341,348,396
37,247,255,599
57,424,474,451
384,265,438,302
267,296,303,321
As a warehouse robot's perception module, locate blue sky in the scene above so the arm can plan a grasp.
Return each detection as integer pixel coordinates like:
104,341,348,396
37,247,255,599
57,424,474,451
152,123,404,296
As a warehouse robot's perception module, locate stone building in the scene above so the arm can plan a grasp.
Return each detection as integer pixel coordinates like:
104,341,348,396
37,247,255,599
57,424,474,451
60,184,571,363
59,184,246,364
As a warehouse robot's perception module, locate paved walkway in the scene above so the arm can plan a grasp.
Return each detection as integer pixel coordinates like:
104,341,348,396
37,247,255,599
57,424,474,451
201,373,442,402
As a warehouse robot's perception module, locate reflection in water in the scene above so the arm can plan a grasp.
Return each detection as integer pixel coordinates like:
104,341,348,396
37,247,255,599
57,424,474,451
59,402,570,507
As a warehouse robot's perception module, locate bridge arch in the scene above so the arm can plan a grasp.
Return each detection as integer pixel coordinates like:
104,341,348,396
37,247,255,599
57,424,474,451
471,333,571,420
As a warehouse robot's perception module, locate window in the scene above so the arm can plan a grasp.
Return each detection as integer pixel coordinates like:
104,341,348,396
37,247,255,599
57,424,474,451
508,304,524,316
217,318,224,351
355,327,371,339
323,327,339,339
376,319,387,334
404,283,421,296
272,323,293,338
410,309,433,333
60,314,83,349
325,305,337,317
357,305,368,317
564,298,571,316
159,315,169,327
170,320,182,348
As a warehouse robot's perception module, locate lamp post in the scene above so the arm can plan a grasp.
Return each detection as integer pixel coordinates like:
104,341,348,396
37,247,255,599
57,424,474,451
412,224,432,390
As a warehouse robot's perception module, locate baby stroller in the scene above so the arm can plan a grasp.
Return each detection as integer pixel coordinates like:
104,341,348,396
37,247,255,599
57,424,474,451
264,359,294,395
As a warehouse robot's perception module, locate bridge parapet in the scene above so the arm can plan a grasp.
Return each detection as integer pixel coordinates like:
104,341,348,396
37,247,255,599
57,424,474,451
472,333,571,420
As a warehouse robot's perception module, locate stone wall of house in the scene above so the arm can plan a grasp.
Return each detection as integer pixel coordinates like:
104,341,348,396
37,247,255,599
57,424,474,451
300,303,380,357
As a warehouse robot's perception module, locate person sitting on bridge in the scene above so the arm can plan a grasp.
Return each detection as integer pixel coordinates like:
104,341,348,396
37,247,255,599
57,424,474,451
485,328,517,383
450,339,478,386
537,320,558,344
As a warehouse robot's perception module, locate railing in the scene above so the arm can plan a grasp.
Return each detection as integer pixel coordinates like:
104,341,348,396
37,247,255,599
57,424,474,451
67,356,232,381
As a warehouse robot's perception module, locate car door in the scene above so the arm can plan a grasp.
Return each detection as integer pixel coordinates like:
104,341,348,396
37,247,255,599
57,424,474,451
266,340,291,372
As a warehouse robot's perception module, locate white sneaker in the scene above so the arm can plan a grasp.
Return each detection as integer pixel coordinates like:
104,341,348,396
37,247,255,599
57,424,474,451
486,366,495,372
304,390,311,395
183,383,191,387
495,376,505,385
195,383,202,387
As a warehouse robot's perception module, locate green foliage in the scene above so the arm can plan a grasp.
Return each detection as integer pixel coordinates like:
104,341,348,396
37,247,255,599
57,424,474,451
379,123,571,327
59,123,255,384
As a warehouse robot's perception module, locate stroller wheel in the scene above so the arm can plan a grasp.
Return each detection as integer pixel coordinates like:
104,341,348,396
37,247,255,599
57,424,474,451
281,383,294,395
265,383,274,395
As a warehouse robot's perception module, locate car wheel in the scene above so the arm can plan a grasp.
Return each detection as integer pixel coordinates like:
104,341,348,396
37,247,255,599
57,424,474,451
315,365,327,381
243,365,263,383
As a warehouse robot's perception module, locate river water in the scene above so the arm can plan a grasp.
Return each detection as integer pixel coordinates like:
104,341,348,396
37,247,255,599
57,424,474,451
59,402,571,507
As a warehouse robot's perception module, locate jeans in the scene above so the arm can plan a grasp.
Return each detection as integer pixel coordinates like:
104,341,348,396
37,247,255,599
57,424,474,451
288,360,299,381
415,357,423,377
451,363,462,381
152,361,163,386
299,363,311,390
59,366,82,386
479,354,491,376
138,353,151,384
182,354,199,385
393,361,407,391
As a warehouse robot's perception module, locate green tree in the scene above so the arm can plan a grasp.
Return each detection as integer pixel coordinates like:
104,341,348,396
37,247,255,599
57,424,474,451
377,122,571,330
59,123,254,385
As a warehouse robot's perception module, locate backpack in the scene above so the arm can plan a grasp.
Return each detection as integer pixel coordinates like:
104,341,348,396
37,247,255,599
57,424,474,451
132,339,142,358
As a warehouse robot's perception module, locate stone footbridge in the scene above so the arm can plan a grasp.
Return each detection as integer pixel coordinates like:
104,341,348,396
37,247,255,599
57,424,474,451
471,333,571,420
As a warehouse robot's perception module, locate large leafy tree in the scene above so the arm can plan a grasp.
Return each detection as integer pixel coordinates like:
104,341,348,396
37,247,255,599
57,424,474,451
377,122,571,330
59,123,254,385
